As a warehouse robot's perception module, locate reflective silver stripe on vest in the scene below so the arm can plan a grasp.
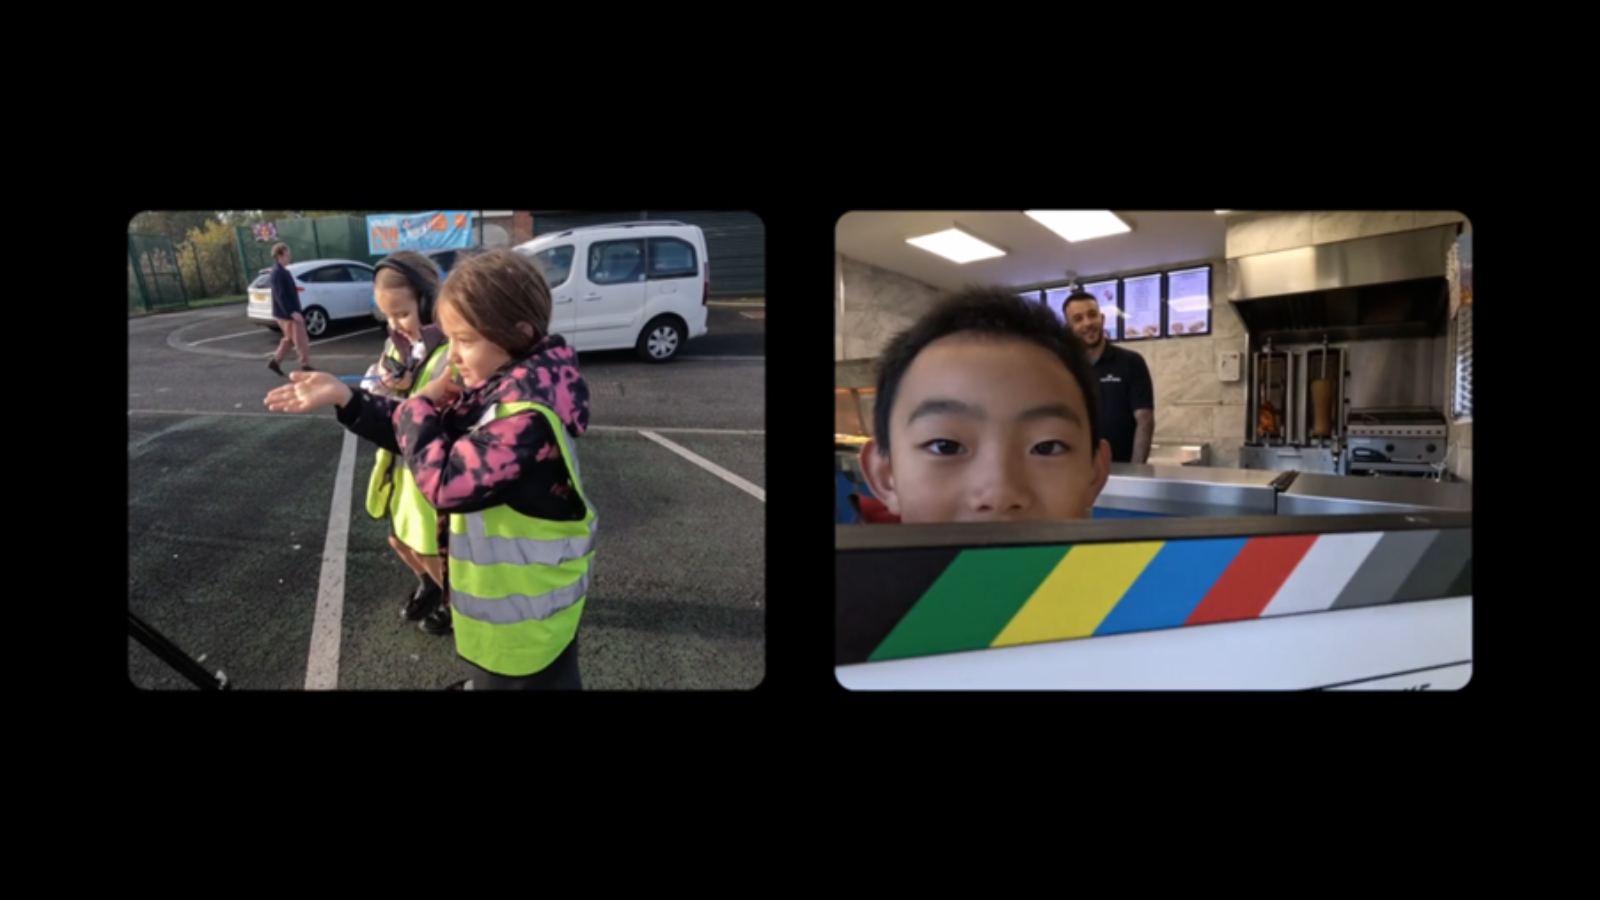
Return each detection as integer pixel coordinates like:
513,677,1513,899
450,573,588,624
457,512,596,567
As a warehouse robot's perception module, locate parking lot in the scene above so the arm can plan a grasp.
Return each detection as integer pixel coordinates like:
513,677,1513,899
129,302,765,690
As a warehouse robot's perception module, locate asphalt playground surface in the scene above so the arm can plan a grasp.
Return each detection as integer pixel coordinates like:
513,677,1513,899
128,303,765,690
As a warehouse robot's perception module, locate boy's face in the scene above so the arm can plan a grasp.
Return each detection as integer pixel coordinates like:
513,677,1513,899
861,333,1111,524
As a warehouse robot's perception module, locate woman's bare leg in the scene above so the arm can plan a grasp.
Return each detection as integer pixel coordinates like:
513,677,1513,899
291,313,313,368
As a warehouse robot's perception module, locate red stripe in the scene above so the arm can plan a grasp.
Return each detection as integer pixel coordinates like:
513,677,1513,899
1187,534,1319,625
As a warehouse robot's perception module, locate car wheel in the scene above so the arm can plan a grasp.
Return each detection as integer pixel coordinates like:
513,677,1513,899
302,306,329,338
636,316,685,362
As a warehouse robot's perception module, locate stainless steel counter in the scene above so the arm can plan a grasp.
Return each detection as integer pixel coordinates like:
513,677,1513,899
1278,472,1472,515
1100,464,1283,517
836,453,1470,519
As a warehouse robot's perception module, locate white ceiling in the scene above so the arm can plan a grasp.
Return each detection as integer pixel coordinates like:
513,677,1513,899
835,211,1232,293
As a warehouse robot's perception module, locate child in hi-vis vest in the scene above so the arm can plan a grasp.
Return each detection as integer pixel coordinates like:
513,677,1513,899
363,251,453,633
265,249,593,690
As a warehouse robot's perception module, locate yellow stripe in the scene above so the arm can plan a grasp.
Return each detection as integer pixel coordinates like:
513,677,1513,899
991,542,1165,647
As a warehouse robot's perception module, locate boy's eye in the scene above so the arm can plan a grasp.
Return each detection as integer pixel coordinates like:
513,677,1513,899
922,439,963,455
1032,440,1070,455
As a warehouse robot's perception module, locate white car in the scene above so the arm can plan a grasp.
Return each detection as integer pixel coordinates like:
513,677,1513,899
512,220,710,362
248,258,376,338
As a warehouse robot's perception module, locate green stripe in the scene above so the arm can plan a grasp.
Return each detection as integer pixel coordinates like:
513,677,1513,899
868,545,1070,662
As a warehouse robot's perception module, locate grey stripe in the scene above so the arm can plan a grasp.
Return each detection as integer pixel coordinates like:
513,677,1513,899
458,512,596,566
457,527,596,566
450,574,589,624
1330,529,1440,609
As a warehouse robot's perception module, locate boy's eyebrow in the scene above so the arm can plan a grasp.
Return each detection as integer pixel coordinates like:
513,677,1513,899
907,397,981,424
906,399,1083,427
1018,402,1083,426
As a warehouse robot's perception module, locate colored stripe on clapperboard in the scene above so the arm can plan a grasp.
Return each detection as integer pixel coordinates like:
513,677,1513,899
859,528,1472,664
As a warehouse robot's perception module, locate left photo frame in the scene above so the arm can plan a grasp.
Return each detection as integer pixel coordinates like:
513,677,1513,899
128,210,766,690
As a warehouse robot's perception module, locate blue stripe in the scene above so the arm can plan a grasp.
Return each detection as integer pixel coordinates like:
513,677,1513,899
1094,537,1250,636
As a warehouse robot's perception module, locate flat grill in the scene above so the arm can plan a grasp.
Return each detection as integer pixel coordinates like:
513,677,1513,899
1346,407,1447,439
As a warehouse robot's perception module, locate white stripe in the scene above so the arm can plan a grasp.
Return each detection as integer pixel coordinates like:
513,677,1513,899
308,327,382,346
128,408,764,432
588,425,763,435
1259,531,1384,616
638,430,764,502
187,329,263,345
305,430,357,690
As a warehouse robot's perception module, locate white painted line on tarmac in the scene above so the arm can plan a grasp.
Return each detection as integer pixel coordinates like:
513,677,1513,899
187,329,263,346
638,430,764,502
310,327,381,346
128,410,765,436
130,409,330,419
588,425,763,435
305,429,358,690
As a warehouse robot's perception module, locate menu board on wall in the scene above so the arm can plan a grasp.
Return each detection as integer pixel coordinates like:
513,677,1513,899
1081,279,1120,341
1122,273,1162,340
1164,266,1211,336
1042,287,1073,325
1018,289,1041,306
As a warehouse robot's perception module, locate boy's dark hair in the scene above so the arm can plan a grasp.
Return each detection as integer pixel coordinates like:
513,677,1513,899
1064,287,1096,306
871,285,1102,455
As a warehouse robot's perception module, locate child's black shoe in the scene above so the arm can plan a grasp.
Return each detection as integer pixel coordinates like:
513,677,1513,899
402,579,442,621
421,605,452,635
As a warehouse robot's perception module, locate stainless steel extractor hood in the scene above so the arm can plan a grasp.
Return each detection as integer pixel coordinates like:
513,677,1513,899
1225,224,1457,343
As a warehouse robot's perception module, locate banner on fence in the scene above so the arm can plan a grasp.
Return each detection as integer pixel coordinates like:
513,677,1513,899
367,211,474,254
252,222,278,242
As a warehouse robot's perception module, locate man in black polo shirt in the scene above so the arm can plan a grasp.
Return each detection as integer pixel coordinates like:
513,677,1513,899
1064,288,1153,463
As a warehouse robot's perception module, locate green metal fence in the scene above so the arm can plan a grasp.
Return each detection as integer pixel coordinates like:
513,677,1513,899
235,215,381,283
129,232,189,314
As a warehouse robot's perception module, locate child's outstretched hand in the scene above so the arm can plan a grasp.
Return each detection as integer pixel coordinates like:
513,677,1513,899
265,370,352,413
416,364,463,406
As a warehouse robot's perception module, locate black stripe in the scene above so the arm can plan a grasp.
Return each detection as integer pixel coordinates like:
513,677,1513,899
1305,661,1470,690
1389,528,1472,602
1445,557,1471,597
836,546,961,666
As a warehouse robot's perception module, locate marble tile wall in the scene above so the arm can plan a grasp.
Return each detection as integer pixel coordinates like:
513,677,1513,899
1132,268,1251,467
835,253,945,361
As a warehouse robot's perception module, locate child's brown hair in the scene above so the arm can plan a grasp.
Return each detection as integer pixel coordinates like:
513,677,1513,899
436,248,553,356
374,250,441,304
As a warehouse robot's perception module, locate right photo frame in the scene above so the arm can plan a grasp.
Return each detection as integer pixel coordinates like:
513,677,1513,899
834,210,1473,690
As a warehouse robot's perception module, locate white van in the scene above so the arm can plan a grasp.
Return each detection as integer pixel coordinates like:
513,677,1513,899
512,220,710,362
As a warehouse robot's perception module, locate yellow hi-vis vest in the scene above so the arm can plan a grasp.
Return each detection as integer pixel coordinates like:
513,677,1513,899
365,339,453,555
447,401,594,677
